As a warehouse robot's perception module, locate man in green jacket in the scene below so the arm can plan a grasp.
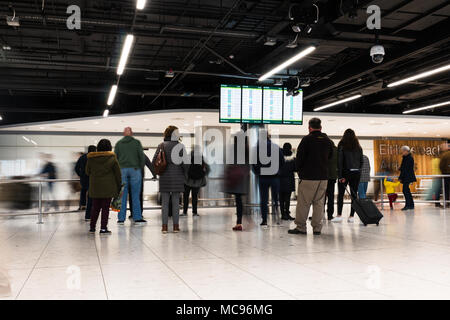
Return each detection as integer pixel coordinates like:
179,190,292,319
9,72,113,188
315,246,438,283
114,127,147,225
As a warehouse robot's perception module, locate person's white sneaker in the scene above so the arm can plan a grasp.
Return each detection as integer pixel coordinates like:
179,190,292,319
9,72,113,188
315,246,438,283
347,217,354,223
331,216,343,223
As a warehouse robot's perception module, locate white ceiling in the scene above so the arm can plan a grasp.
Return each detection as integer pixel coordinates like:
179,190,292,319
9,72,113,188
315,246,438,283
0,109,449,138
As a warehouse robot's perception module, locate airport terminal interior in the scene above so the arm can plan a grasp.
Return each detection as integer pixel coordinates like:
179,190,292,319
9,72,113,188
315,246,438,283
0,0,449,301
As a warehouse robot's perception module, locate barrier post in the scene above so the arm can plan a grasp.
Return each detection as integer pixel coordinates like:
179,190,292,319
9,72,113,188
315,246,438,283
37,181,43,224
380,178,384,211
443,177,447,210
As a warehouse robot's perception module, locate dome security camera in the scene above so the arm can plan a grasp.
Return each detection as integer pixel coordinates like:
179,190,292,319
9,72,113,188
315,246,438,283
370,45,385,64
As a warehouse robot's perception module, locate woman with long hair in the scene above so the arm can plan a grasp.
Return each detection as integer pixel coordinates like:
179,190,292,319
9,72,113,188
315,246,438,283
332,129,363,223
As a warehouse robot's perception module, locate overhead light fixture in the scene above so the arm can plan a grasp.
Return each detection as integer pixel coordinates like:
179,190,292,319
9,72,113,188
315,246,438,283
314,94,362,111
403,100,450,114
6,16,20,27
165,69,175,78
264,37,277,46
259,46,316,81
388,63,450,87
107,85,118,106
0,115,2,121
2,45,11,51
117,34,135,75
136,0,147,10
103,109,110,118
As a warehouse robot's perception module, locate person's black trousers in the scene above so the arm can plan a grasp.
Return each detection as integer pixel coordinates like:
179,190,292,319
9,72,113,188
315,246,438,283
84,194,93,220
79,185,88,207
445,178,450,205
183,185,200,214
259,176,280,223
325,179,336,219
234,194,243,225
337,173,360,217
279,192,292,217
403,183,414,209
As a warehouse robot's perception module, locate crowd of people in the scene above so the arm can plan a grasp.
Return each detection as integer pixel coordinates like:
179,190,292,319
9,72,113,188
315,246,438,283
73,119,450,236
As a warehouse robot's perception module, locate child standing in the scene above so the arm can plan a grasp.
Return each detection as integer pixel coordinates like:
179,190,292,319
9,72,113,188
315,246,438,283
384,177,401,210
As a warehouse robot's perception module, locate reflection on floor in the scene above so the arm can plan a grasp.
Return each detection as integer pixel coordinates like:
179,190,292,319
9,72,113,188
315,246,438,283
1,205,450,300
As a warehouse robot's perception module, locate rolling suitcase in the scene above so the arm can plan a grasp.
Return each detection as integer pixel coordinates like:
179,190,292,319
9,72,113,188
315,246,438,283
347,187,383,226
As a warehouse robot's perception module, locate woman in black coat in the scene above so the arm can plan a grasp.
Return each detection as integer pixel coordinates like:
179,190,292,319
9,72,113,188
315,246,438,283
279,143,296,221
399,146,417,210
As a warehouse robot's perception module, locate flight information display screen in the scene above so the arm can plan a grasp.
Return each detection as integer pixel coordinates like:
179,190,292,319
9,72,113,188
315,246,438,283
242,86,263,123
283,89,303,125
220,84,242,123
263,87,283,124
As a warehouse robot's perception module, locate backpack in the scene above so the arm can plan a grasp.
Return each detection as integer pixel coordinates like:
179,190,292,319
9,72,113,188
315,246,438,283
188,163,205,180
154,143,167,175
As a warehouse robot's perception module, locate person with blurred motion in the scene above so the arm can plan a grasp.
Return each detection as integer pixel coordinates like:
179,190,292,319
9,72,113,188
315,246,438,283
399,146,417,211
75,145,97,220
279,143,296,221
289,118,333,235
440,143,450,206
253,131,284,227
324,140,338,220
333,129,363,223
358,154,371,199
384,172,401,210
39,153,59,212
225,131,250,231
152,126,187,233
430,155,443,208
114,127,147,225
86,139,122,235
183,145,209,217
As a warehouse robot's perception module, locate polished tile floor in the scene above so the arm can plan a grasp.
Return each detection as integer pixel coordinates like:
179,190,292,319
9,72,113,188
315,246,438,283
1,204,450,300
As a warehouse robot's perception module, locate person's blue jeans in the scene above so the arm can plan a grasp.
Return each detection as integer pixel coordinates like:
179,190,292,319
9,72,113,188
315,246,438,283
403,183,414,209
259,176,280,223
358,182,368,199
118,168,143,221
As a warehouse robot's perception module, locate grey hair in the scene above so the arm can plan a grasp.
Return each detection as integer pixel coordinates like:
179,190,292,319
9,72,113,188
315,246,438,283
401,145,410,153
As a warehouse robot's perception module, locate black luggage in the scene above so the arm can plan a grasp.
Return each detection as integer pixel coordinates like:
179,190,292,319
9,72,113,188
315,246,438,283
347,187,383,226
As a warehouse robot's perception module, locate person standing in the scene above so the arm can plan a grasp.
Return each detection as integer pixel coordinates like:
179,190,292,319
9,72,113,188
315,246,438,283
183,146,209,217
86,139,122,235
439,144,450,206
332,129,363,224
358,155,371,199
279,143,296,221
75,145,97,220
39,153,59,212
399,146,417,211
324,140,338,220
288,118,333,236
152,126,187,233
129,154,156,219
253,132,284,227
114,127,147,225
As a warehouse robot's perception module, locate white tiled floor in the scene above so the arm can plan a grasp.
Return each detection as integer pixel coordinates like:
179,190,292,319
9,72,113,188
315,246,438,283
1,204,450,300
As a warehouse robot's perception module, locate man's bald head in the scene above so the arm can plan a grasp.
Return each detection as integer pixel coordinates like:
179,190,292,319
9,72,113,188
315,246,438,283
123,127,133,136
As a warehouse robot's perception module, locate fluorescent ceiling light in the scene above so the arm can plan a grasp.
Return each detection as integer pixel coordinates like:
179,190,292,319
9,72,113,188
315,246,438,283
403,100,450,114
314,95,362,111
259,46,316,81
388,63,450,87
117,34,135,75
107,85,118,106
136,0,147,10
0,115,2,120
103,109,110,118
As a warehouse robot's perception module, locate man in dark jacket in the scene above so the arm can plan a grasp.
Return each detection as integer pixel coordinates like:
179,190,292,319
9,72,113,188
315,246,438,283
75,145,96,219
399,146,417,211
253,131,284,226
289,118,333,235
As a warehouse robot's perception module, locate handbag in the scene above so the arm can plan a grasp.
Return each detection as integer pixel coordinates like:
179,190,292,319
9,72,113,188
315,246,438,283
154,143,167,175
110,184,125,212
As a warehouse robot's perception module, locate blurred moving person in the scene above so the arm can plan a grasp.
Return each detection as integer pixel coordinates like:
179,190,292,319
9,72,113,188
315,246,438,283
324,140,338,221
115,127,147,225
183,146,209,217
86,139,122,235
399,146,416,211
225,131,249,231
358,155,371,199
279,143,296,221
289,118,333,236
333,129,363,224
75,145,97,220
39,153,59,212
253,131,284,227
384,174,401,210
440,144,450,205
152,126,187,234
429,156,443,208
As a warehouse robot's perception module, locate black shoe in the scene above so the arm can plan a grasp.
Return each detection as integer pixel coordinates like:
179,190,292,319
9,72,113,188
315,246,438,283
288,215,295,221
193,213,199,217
117,220,125,225
313,231,321,235
288,228,307,235
327,216,333,221
100,229,112,235
134,219,147,225
89,229,95,233
281,215,290,221
401,207,409,211
260,221,268,226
